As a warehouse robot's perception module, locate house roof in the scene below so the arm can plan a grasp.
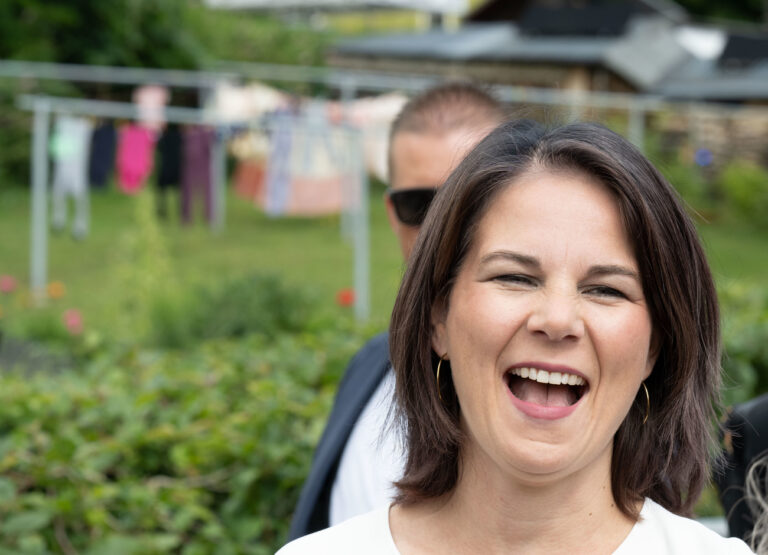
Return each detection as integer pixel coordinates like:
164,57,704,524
333,23,612,64
519,3,660,37
655,32,768,100
719,34,768,68
660,60,768,100
467,0,688,26
204,0,467,13
603,17,692,90
330,1,768,102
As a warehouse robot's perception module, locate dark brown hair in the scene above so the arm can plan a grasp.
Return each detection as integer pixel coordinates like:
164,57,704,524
389,120,721,520
388,82,506,183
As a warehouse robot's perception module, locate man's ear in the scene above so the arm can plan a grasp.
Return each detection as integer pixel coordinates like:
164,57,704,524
431,299,448,357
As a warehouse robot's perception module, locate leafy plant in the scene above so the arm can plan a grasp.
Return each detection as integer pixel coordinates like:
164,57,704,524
658,159,714,219
720,283,768,406
112,191,175,345
0,326,369,553
717,160,768,228
148,274,318,349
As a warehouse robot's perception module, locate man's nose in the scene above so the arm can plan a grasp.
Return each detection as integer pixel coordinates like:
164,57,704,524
525,288,585,342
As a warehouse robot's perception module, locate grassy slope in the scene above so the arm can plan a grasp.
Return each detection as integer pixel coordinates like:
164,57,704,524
698,222,768,286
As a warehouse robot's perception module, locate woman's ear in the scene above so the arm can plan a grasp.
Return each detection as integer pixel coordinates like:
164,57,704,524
644,332,661,380
431,299,448,357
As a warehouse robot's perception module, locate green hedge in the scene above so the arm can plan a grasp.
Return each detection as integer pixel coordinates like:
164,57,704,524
721,283,768,406
0,327,367,554
717,160,768,228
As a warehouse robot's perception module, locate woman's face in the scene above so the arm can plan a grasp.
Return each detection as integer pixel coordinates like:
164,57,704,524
431,168,656,485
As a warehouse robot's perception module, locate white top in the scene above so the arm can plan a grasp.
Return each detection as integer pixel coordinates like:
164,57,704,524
278,499,754,554
329,370,405,526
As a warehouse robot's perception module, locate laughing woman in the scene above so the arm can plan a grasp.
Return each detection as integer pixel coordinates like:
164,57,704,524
278,121,752,554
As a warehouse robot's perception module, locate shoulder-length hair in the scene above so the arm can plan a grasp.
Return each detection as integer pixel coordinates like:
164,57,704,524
389,120,721,519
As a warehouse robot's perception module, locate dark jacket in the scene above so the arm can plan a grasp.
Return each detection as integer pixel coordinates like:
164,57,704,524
715,392,768,541
288,332,391,540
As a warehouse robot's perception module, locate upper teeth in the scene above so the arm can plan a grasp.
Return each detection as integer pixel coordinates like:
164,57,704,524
510,367,585,386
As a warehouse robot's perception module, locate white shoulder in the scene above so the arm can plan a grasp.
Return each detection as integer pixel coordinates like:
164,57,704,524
616,499,754,554
277,506,398,555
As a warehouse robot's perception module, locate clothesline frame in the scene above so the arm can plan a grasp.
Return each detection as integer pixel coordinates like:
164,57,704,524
18,94,371,322
11,59,768,156
3,59,656,148
0,59,235,89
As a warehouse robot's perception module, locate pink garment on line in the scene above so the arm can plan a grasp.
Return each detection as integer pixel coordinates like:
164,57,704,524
117,124,155,194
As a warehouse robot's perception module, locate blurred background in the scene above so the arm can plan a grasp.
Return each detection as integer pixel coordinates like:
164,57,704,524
0,0,766,553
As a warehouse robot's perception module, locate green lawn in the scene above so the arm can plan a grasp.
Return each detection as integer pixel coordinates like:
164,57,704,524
698,222,768,285
0,183,403,336
1,182,766,339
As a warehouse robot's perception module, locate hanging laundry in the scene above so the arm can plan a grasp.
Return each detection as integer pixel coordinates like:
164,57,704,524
208,81,287,123
50,115,93,238
265,101,356,217
229,128,271,161
264,109,293,216
89,120,116,190
116,124,155,195
180,126,215,224
133,84,169,132
156,123,182,220
230,128,269,203
341,92,408,182
234,159,266,204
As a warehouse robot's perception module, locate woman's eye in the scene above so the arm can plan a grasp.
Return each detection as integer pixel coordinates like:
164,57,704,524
494,274,536,286
585,285,627,299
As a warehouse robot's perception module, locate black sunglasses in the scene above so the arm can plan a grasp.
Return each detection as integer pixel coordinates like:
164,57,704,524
388,187,438,226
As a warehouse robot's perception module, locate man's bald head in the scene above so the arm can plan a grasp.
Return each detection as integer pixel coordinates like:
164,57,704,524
388,82,506,184
385,83,505,259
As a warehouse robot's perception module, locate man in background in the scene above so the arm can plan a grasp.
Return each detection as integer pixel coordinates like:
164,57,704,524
289,83,506,539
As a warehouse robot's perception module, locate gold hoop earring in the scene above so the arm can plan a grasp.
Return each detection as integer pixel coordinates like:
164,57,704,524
642,382,650,425
436,354,448,402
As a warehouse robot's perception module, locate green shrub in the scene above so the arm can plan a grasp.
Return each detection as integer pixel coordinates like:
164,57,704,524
645,130,721,219
720,283,768,406
0,326,368,553
112,191,321,350
10,307,67,343
148,274,317,349
112,191,174,344
657,159,714,218
717,160,768,227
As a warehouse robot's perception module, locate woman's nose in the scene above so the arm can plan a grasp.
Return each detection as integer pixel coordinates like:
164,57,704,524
526,289,585,342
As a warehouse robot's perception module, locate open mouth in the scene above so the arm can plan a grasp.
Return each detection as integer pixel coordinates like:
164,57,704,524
505,367,588,408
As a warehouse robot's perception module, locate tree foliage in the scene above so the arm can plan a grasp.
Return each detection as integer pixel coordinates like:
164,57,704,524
0,0,203,68
0,0,336,69
675,0,766,23
0,329,367,554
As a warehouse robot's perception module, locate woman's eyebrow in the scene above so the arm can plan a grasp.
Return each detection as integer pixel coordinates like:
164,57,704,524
479,250,540,269
479,253,639,281
585,264,640,281
479,252,639,281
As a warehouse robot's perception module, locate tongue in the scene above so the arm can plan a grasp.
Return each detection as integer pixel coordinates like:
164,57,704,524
510,379,576,407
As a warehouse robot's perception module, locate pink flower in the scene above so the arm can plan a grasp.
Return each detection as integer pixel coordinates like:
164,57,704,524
0,275,16,294
63,309,83,335
336,288,355,307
